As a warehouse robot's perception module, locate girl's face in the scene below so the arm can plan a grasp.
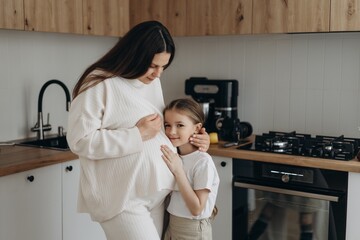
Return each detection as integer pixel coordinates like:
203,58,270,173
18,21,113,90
138,52,171,84
164,109,202,148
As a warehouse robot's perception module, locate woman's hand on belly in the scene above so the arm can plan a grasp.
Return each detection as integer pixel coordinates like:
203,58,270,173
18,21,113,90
136,113,162,141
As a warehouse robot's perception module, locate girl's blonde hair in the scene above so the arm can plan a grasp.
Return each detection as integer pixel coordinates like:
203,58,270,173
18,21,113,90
163,98,205,126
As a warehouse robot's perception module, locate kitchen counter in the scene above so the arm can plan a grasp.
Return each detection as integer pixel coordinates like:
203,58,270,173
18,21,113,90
0,145,77,177
1,135,360,177
209,137,360,173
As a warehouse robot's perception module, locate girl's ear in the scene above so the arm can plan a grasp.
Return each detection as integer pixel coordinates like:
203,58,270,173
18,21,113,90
194,123,202,133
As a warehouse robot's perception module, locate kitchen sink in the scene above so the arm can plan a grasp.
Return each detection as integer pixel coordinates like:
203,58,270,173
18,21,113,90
19,136,69,151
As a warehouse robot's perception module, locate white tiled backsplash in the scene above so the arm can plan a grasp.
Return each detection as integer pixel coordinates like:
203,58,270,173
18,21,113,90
166,33,360,138
1,30,359,141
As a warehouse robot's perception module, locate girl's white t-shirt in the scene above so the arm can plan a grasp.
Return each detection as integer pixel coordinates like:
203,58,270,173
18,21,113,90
167,150,220,219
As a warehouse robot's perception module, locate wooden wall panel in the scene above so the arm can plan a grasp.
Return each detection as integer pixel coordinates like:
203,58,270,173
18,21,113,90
130,0,251,36
24,0,83,34
83,0,129,36
129,0,186,36
0,0,24,30
209,0,252,35
166,1,187,36
331,0,360,31
253,0,330,33
185,0,209,35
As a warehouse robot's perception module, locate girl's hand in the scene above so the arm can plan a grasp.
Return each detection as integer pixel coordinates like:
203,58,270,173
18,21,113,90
160,145,183,176
189,127,210,152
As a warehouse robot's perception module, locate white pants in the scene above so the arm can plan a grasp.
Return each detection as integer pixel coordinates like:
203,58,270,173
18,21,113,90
100,190,170,240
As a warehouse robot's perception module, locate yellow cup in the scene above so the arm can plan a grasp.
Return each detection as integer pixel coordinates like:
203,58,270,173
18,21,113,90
209,132,219,144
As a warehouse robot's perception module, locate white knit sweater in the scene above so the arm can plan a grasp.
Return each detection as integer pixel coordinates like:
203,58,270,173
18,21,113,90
67,76,175,222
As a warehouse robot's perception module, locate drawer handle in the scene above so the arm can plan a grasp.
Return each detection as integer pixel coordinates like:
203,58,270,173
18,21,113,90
234,182,339,202
27,175,35,182
65,166,73,172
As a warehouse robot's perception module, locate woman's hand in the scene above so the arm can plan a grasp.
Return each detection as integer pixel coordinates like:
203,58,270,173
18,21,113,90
189,127,210,152
161,145,183,176
136,113,162,141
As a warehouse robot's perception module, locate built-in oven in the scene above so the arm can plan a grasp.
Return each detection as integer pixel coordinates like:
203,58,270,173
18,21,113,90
232,159,348,240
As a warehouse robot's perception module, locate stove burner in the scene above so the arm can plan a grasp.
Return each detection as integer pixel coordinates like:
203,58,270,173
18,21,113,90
265,138,290,149
248,131,360,161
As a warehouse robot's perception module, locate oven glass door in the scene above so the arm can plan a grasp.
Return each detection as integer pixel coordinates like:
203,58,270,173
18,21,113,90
233,181,343,240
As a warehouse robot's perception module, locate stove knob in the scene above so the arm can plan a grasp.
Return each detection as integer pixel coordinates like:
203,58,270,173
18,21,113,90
303,147,312,156
314,148,323,157
281,174,290,183
329,150,335,159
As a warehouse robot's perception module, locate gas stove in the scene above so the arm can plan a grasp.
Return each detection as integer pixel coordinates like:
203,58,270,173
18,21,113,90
238,131,360,161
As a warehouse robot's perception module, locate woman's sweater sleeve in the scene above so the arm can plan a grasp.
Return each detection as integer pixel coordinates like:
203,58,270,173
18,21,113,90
66,83,143,160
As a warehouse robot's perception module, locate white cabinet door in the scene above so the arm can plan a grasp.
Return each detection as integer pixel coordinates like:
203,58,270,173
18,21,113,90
212,156,232,240
0,164,62,240
62,159,106,240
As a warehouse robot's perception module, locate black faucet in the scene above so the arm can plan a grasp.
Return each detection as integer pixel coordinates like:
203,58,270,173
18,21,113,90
31,79,71,140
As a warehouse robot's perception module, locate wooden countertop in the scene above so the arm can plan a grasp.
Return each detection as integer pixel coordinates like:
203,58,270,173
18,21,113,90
209,138,360,173
1,135,360,177
0,145,77,177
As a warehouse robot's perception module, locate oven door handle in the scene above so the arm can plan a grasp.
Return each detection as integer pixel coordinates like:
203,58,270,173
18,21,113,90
234,182,339,202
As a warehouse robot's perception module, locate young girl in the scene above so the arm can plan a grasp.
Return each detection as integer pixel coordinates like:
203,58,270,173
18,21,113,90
160,98,220,240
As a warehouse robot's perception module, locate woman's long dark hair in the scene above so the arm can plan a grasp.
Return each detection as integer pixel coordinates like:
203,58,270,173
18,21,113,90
73,21,175,98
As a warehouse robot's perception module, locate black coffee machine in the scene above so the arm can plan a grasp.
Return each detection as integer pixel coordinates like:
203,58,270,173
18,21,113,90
185,77,252,142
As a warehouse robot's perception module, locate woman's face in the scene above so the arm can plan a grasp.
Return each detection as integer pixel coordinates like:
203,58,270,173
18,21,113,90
164,109,202,148
138,52,171,84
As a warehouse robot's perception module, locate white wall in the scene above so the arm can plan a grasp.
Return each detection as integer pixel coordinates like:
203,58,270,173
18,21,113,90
1,29,360,141
0,30,117,141
164,33,360,138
